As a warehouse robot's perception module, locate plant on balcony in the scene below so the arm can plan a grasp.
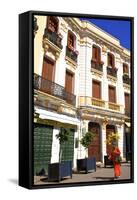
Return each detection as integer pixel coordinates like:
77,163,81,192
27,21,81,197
77,132,96,173
48,127,72,181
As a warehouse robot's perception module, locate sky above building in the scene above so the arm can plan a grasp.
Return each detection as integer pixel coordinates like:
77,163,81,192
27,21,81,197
80,18,131,50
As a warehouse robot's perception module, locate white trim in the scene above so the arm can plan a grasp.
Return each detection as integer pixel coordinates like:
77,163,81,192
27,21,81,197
35,107,80,126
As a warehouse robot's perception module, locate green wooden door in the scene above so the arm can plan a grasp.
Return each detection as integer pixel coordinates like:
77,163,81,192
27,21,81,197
34,124,53,175
60,129,75,162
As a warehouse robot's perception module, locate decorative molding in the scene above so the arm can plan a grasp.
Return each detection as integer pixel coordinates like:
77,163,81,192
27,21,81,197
107,74,117,83
65,56,78,68
43,38,62,60
60,22,68,33
91,68,103,78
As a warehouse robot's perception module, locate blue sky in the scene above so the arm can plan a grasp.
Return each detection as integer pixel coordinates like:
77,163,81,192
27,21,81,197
80,18,131,50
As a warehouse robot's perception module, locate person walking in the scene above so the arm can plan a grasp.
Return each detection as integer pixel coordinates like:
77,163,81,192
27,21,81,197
109,146,121,179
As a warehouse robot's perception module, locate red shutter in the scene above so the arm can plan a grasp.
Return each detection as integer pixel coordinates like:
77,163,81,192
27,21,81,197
109,86,116,103
92,46,96,60
123,64,129,74
92,80,101,99
65,71,74,94
125,93,130,112
47,16,58,32
108,53,114,67
42,58,55,81
97,47,101,63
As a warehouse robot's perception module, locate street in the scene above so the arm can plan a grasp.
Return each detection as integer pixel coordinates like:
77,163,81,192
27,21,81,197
34,163,131,185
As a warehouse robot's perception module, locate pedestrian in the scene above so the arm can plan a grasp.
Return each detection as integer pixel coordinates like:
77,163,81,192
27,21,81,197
109,146,121,179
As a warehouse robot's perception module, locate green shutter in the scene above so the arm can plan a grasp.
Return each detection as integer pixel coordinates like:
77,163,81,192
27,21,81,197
60,129,75,162
34,124,53,175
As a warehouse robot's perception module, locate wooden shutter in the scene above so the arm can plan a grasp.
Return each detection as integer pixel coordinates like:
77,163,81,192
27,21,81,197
67,31,75,48
125,93,130,111
123,63,129,74
92,80,101,99
109,86,116,103
42,58,55,81
97,47,101,62
47,16,58,32
108,53,115,67
92,46,96,60
65,71,74,94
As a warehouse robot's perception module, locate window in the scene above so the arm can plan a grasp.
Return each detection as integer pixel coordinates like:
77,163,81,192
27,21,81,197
92,45,101,62
67,31,76,50
42,57,55,81
124,93,130,113
123,63,129,74
65,71,74,94
108,85,116,103
92,80,101,99
47,16,58,33
108,53,115,68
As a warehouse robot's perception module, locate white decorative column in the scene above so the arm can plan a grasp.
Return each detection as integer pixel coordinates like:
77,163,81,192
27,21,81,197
101,121,107,163
77,120,88,159
73,128,78,169
116,56,125,113
117,124,125,160
101,47,109,104
34,16,47,75
51,127,60,163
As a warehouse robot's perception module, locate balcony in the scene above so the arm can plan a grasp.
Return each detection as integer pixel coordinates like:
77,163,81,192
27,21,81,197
43,28,63,50
91,97,105,107
79,96,121,112
125,109,130,117
107,66,117,78
34,74,76,106
108,102,120,111
123,74,130,85
66,46,78,64
91,60,103,72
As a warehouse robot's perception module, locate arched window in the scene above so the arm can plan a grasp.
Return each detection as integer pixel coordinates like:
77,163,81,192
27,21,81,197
47,16,59,33
107,52,115,68
92,45,101,63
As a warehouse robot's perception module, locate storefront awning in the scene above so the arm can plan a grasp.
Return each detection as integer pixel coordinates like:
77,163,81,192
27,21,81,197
125,122,131,127
35,108,80,126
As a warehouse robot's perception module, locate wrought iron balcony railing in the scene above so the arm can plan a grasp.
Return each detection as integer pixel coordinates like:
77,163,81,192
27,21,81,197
43,28,63,49
91,60,103,72
66,46,78,63
107,66,117,78
34,74,76,106
125,109,130,117
123,74,130,85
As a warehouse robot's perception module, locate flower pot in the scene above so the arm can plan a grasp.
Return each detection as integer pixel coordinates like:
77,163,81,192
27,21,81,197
77,157,96,174
48,161,72,182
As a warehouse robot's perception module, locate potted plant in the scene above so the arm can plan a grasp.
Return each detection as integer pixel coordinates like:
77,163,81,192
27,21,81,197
48,127,72,182
104,132,120,167
77,131,96,173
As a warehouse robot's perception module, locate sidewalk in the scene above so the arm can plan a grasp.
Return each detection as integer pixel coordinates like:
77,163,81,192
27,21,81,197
34,163,131,185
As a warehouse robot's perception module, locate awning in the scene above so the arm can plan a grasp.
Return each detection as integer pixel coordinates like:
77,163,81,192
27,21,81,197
35,108,80,126
125,122,131,127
